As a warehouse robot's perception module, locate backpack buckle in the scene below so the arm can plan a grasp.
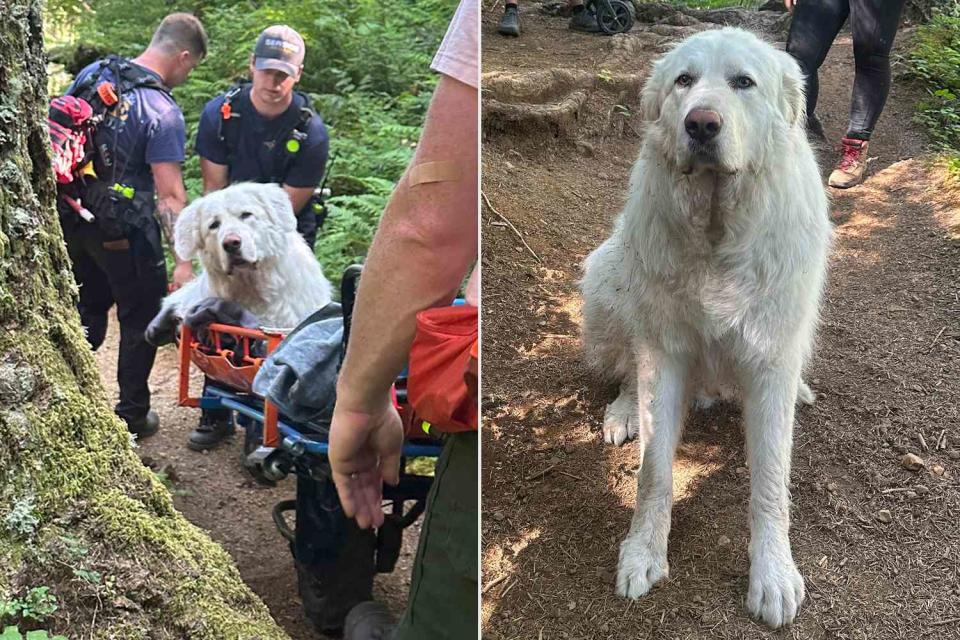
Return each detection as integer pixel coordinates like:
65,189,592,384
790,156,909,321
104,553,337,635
110,183,135,199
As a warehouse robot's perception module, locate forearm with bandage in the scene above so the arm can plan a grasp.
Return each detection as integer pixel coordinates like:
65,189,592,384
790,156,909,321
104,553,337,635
335,74,478,415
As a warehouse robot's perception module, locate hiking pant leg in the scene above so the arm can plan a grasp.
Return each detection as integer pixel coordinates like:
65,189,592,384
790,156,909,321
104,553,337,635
785,0,850,123
394,431,478,640
65,227,114,351
86,223,167,422
846,0,907,139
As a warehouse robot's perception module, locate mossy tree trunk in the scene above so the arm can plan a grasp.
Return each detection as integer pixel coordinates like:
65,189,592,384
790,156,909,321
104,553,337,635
0,1,289,637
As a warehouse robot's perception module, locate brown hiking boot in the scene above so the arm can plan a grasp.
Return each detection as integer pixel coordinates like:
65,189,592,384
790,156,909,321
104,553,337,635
828,137,869,188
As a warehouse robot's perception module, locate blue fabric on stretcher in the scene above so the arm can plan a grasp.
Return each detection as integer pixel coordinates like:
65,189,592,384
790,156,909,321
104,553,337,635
252,302,343,424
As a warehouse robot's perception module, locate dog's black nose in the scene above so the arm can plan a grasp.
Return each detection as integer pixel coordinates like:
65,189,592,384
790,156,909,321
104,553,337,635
684,109,723,143
223,236,242,254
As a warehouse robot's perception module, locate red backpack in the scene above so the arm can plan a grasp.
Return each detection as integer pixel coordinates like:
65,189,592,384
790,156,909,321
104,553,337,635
48,95,94,185
47,56,170,223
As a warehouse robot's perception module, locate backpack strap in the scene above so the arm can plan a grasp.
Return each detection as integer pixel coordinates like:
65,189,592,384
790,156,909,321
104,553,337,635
67,56,173,183
217,80,250,169
217,84,318,185
270,91,317,184
114,57,172,96
67,58,113,102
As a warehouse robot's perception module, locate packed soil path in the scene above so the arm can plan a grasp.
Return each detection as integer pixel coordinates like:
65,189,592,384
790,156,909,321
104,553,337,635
481,4,960,639
93,319,419,639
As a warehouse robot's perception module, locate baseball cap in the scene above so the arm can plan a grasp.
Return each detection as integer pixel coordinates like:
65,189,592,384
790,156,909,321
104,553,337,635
253,25,305,77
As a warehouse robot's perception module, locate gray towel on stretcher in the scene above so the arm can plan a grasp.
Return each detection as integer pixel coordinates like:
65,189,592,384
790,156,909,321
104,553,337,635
252,302,343,425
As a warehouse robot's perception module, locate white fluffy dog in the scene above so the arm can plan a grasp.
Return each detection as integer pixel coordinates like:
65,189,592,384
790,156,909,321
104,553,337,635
158,182,331,332
580,28,832,628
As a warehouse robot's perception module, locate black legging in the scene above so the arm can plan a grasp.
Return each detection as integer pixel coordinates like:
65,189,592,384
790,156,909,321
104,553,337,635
785,0,906,140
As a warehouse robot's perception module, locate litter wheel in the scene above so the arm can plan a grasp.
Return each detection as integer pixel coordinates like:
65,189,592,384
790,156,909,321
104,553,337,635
596,0,634,35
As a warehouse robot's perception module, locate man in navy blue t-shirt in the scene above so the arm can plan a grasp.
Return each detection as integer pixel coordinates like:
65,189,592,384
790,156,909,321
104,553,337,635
195,25,329,248
190,25,328,451
60,13,206,439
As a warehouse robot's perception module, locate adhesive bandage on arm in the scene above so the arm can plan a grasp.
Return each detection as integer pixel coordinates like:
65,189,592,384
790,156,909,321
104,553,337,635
406,161,461,187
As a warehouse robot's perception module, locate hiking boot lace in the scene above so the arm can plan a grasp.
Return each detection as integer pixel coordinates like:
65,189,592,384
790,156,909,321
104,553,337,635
838,141,864,172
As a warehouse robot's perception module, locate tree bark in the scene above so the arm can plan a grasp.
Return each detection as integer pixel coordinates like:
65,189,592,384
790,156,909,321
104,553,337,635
0,1,289,637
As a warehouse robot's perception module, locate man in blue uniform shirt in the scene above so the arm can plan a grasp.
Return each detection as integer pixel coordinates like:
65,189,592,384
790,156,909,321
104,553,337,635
61,13,206,439
195,25,329,249
190,25,329,450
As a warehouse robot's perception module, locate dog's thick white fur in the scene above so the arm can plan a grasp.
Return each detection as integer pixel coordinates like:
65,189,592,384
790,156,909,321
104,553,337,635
580,28,832,628
161,182,332,329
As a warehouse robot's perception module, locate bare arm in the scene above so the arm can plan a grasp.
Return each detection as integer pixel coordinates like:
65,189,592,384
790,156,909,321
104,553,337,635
200,157,229,195
152,161,194,288
335,74,479,414
282,184,316,217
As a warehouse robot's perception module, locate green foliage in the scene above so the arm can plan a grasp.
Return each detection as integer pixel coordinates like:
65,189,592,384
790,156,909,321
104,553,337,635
17,589,57,623
0,627,67,640
57,535,102,585
45,0,457,280
907,4,960,173
4,498,39,538
0,587,58,625
316,176,395,280
152,470,194,498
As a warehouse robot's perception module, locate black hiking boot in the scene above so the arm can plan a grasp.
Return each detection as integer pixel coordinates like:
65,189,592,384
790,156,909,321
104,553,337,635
498,4,521,36
569,7,601,32
187,412,235,451
806,113,827,143
343,601,395,640
125,410,159,440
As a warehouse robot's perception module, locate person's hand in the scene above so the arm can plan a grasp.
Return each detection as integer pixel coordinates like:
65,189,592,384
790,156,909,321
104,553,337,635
784,0,796,11
170,261,194,291
329,399,404,529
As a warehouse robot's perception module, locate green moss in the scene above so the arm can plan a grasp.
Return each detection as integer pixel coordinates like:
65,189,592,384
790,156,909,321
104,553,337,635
0,4,290,636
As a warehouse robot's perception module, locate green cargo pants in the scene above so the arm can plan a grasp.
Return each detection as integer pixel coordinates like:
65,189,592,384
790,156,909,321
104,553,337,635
395,431,478,639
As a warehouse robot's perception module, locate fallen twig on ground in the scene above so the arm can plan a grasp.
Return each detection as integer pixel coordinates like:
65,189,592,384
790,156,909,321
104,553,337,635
482,190,543,263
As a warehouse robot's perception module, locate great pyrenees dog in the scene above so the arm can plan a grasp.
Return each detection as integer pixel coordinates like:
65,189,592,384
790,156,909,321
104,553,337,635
580,29,832,628
150,182,331,339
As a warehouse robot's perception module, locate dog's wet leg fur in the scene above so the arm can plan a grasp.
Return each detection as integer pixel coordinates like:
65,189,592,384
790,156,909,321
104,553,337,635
741,360,806,628
616,353,689,599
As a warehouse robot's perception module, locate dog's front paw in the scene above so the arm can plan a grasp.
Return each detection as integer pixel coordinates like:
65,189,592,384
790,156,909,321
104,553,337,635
797,379,816,405
746,550,805,628
603,394,639,446
616,533,669,599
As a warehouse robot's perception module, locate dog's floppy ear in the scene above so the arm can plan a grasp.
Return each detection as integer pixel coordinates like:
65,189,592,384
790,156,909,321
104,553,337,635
777,51,806,127
640,61,666,123
255,183,297,234
174,198,204,259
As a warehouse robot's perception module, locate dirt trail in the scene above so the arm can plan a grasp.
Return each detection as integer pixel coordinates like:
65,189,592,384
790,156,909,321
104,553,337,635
481,4,960,639
93,320,419,639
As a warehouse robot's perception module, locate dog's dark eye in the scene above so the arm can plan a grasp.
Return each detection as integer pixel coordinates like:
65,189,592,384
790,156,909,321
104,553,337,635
676,73,694,88
732,75,755,89
240,211,253,220
208,220,220,230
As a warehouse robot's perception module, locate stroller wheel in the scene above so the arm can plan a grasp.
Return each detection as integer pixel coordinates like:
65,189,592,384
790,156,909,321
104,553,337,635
596,0,634,35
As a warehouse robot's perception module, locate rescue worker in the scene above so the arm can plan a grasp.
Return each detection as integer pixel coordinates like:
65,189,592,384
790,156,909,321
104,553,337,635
329,1,480,637
189,25,330,451
60,13,206,438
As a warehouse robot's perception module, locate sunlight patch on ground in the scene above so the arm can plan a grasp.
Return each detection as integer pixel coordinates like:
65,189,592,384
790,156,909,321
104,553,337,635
481,527,543,626
519,286,583,359
606,443,727,509
834,213,893,245
927,162,960,240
